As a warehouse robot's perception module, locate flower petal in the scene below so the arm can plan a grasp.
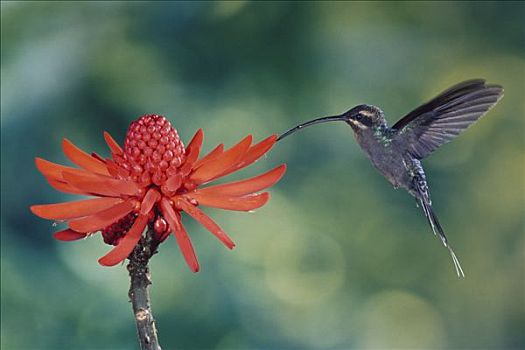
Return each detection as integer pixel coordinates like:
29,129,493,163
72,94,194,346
62,138,110,176
160,198,199,272
107,178,140,196
179,129,204,176
106,159,129,178
193,143,224,169
31,197,124,220
221,134,277,177
177,198,235,249
68,200,136,233
187,192,270,212
173,222,200,273
190,135,252,184
164,174,182,192
186,128,204,155
62,171,139,197
140,188,160,215
35,157,95,182
47,178,90,195
90,152,106,163
104,131,123,155
62,172,121,197
196,164,286,196
54,229,87,241
98,214,148,266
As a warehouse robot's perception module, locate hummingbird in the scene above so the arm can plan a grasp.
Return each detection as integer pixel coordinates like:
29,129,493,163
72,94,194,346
278,79,504,277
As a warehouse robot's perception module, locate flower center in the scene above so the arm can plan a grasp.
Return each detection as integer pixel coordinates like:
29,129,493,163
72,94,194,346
118,114,186,187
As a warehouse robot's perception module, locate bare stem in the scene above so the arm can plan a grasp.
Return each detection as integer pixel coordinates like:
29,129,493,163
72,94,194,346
127,226,162,350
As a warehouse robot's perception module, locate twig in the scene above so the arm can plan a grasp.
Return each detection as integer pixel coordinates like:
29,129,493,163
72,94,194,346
127,226,162,350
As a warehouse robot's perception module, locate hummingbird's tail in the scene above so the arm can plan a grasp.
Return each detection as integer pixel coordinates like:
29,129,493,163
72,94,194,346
419,198,465,278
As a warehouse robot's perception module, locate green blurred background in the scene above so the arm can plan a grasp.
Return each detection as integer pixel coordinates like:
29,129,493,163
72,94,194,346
1,1,524,349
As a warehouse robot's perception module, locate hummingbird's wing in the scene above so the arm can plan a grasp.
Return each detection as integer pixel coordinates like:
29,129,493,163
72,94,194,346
392,79,503,159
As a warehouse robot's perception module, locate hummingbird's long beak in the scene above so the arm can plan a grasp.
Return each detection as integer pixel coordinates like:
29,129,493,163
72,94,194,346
277,114,348,141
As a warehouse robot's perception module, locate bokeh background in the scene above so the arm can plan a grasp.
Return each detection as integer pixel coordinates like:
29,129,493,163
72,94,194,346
1,2,524,349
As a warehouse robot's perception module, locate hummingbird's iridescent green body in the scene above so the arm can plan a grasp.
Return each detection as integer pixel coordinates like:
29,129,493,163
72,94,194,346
278,79,504,277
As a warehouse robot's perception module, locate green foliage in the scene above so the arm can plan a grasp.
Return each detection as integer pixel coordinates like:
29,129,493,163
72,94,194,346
1,2,524,349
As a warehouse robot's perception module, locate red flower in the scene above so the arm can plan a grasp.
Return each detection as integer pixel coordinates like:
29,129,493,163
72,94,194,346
31,114,285,272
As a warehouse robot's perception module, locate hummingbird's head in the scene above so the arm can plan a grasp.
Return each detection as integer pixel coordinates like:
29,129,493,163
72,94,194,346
343,104,386,131
277,104,387,141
